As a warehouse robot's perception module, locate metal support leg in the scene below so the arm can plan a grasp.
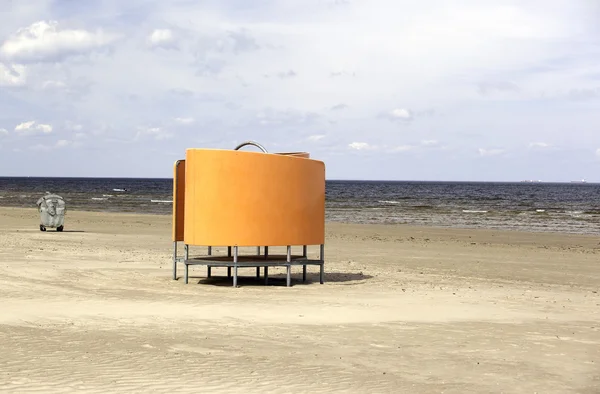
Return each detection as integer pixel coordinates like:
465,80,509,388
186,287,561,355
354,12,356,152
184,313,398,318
184,244,189,284
256,267,260,278
264,267,269,285
319,244,324,284
207,246,212,279
233,246,238,287
264,246,269,259
228,246,231,257
227,267,231,278
286,245,291,287
302,245,307,282
256,246,260,256
173,241,178,280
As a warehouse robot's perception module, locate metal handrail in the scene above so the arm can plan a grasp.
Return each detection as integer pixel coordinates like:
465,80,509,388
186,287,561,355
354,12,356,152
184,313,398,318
233,141,268,153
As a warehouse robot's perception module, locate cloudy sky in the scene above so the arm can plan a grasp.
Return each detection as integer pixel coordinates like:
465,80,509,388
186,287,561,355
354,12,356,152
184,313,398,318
1,0,599,181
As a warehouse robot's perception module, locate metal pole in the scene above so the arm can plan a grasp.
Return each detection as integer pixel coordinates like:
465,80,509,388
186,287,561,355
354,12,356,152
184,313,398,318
227,246,232,278
319,244,324,284
286,245,291,287
207,245,212,279
264,246,269,284
206,246,212,278
302,245,307,282
256,246,260,277
184,244,189,284
233,246,239,287
173,241,177,280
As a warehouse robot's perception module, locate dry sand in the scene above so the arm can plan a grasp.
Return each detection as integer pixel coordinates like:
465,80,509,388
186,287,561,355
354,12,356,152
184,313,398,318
0,207,599,393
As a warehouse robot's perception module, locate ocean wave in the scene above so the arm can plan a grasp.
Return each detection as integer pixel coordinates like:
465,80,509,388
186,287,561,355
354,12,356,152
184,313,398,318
379,200,400,204
566,211,585,217
462,210,488,213
113,188,127,192
102,194,113,197
91,197,107,201
151,199,173,203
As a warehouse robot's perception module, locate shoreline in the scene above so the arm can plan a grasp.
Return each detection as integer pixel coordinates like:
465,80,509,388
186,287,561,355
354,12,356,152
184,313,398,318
2,206,598,244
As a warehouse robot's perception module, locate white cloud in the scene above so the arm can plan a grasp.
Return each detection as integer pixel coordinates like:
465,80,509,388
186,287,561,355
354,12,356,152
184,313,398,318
255,109,320,126
421,140,438,146
307,134,325,142
55,139,70,148
529,142,550,148
0,20,116,62
0,128,8,136
0,63,27,86
348,142,374,150
174,117,195,125
331,104,348,111
478,148,505,157
42,80,67,90
148,29,176,48
390,109,412,119
478,81,520,95
14,121,52,134
389,145,414,152
384,108,413,122
136,126,173,141
65,121,83,131
29,139,80,151
277,70,297,79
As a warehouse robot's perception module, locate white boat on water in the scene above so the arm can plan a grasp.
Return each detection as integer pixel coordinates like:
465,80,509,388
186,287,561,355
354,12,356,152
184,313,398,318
570,179,587,184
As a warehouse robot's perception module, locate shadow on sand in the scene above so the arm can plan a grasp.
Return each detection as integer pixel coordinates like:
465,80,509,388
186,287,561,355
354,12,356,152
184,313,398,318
184,270,372,287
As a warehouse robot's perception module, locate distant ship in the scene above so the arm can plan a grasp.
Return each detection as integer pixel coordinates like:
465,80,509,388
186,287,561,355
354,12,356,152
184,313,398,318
570,179,587,183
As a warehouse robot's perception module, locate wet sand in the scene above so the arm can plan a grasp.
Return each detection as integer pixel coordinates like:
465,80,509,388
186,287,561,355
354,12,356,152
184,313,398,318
0,207,599,393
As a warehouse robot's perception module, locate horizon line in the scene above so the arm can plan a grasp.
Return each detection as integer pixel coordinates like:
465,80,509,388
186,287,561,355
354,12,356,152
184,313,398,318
0,175,597,184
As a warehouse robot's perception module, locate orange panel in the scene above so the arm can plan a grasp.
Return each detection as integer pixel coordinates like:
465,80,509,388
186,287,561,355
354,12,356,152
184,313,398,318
172,159,186,241
183,149,325,247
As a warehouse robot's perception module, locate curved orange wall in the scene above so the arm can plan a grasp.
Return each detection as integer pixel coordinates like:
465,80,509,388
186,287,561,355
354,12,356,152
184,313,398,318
172,159,185,242
183,149,325,247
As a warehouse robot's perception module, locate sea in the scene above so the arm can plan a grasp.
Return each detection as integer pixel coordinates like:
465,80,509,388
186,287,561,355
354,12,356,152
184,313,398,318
0,177,599,235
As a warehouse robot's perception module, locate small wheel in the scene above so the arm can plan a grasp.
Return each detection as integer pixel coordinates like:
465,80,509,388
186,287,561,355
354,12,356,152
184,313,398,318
40,224,46,232
57,226,64,232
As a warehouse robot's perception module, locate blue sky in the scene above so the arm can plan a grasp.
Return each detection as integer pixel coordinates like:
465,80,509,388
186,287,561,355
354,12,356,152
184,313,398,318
0,0,599,181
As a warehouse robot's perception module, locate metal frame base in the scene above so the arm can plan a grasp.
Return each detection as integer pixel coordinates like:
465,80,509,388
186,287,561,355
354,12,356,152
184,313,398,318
178,245,325,287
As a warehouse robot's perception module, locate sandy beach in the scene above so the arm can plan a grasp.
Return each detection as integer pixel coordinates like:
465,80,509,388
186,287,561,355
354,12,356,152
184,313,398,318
0,206,599,393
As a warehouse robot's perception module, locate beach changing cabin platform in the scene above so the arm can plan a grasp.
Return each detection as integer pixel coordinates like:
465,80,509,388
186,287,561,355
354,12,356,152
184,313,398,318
172,141,326,287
